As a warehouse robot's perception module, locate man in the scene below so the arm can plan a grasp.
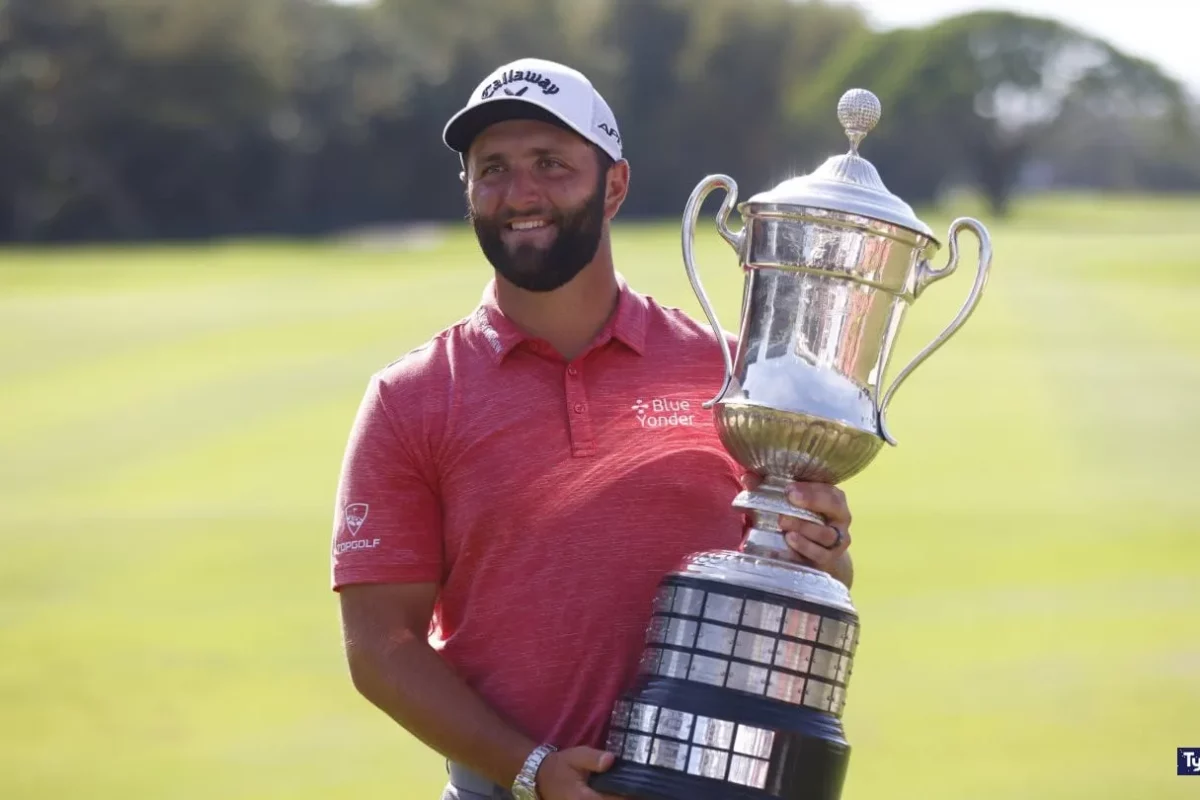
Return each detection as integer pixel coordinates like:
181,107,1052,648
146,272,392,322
330,58,854,800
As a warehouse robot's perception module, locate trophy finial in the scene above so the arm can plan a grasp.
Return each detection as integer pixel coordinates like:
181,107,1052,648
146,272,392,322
745,84,932,239
837,88,881,155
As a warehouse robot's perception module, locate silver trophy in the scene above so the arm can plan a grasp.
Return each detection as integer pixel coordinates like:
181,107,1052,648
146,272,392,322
591,89,993,799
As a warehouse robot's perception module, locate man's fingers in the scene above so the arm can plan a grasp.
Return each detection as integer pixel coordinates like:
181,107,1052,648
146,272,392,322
739,471,761,491
577,791,623,800
785,529,847,565
785,482,851,527
779,519,840,549
562,747,614,773
578,790,624,800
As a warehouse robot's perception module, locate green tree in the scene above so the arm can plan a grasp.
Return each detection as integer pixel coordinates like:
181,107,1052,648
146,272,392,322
795,11,1193,215
0,1,1192,241
596,0,866,215
0,0,301,239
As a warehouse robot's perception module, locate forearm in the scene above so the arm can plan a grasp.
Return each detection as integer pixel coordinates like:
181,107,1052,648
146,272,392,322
346,630,536,788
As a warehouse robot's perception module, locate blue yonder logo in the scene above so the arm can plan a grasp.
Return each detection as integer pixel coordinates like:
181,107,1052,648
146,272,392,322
1180,748,1200,776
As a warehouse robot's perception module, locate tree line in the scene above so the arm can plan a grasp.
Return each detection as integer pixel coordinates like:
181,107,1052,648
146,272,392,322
0,0,1196,243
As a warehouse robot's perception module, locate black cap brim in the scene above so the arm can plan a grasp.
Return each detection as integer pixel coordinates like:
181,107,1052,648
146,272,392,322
443,99,578,156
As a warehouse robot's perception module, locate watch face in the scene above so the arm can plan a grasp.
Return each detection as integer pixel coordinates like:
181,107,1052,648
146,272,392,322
511,786,534,800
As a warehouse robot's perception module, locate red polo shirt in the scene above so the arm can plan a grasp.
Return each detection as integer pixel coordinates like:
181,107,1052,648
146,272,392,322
330,276,745,750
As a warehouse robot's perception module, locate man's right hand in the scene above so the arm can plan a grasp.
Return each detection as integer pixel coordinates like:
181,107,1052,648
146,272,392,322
535,747,622,800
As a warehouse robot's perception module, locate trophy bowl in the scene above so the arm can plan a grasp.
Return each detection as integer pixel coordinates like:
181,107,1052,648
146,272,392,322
590,88,993,800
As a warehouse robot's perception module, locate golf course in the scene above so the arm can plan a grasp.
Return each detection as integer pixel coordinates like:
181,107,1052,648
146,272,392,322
1,192,1197,799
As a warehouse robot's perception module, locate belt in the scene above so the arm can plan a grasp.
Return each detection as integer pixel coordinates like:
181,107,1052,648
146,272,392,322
446,761,512,799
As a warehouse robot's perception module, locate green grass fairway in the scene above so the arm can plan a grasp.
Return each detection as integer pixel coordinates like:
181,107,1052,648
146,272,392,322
2,193,1198,799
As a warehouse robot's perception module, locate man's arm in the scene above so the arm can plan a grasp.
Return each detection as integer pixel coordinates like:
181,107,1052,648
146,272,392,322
331,378,618,798
339,582,536,787
339,583,620,800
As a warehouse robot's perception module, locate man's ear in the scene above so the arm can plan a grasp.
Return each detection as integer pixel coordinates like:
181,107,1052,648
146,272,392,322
459,170,467,184
603,159,630,221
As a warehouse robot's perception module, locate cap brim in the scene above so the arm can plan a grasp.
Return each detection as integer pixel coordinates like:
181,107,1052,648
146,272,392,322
443,98,584,157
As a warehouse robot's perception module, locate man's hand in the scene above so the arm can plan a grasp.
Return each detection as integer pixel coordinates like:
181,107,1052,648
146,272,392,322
740,472,854,587
535,747,622,800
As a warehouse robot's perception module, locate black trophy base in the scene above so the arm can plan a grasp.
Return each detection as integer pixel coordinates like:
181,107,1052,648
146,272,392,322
589,572,859,800
591,762,780,800
589,677,850,800
592,741,848,800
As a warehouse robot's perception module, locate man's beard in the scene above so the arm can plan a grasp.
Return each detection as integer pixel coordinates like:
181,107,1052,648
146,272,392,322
469,176,607,293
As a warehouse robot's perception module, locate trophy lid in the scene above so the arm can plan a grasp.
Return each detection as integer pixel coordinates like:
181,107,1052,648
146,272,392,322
745,88,934,239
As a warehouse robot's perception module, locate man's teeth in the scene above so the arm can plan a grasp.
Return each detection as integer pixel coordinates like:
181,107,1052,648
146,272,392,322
511,220,548,230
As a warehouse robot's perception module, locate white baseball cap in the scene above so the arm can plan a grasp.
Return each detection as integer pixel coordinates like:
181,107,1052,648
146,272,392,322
443,58,623,164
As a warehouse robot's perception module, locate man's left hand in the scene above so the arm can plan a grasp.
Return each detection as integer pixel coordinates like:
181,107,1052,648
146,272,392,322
739,473,853,581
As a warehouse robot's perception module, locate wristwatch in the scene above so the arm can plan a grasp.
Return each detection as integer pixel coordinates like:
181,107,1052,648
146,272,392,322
511,743,557,800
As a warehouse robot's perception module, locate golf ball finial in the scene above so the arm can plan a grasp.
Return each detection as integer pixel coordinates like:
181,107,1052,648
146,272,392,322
838,89,881,155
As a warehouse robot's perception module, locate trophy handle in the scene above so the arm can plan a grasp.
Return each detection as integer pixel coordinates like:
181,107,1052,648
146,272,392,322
877,217,993,446
682,174,743,409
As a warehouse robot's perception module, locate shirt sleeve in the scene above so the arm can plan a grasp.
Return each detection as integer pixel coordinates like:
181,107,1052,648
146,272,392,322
330,375,443,590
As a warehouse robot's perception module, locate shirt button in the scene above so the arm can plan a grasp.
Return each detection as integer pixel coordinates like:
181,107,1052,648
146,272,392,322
567,366,578,377
573,402,585,414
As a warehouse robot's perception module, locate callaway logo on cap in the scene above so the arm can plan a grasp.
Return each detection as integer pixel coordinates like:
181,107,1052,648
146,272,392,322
443,58,623,163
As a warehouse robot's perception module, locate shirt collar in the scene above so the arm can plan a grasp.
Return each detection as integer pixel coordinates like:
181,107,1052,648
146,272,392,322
470,273,648,363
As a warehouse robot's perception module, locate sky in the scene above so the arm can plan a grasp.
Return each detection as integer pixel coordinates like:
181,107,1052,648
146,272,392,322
828,0,1200,93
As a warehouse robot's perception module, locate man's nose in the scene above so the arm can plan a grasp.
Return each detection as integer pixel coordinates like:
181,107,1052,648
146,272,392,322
504,167,542,208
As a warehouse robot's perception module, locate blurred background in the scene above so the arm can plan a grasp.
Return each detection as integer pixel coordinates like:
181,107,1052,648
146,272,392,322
0,0,1198,239
1,1,1198,798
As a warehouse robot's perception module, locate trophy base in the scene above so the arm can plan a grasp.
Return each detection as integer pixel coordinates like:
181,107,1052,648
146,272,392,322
673,550,854,612
590,677,850,799
591,561,858,799
592,762,842,800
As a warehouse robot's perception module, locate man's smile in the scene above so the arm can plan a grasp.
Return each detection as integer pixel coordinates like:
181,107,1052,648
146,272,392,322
502,217,556,245
509,219,549,230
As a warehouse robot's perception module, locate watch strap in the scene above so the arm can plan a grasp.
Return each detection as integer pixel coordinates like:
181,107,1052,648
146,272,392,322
512,743,557,799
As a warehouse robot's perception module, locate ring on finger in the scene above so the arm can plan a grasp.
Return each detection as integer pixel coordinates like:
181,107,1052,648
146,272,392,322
824,526,844,551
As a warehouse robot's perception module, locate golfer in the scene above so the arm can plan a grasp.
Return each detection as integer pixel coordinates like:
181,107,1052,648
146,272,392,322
330,58,855,800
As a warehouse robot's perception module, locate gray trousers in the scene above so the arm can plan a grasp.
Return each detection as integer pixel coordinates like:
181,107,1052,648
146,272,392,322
439,786,510,800
440,762,513,800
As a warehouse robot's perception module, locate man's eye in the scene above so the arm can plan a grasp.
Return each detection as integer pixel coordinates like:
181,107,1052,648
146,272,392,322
480,164,503,176
539,158,565,169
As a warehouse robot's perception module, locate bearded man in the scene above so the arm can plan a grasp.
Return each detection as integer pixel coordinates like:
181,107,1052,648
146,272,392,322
330,58,855,800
